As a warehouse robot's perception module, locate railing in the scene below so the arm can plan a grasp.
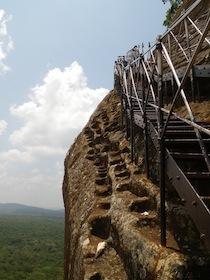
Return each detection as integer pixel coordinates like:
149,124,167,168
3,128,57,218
115,0,210,249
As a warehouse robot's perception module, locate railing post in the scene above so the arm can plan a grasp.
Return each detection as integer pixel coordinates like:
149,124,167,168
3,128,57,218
120,88,125,128
123,70,130,140
184,17,195,101
125,105,130,140
156,36,166,247
129,67,135,163
140,55,149,178
117,65,124,129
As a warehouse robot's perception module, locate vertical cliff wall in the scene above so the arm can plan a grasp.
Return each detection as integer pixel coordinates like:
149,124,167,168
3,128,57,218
63,89,210,280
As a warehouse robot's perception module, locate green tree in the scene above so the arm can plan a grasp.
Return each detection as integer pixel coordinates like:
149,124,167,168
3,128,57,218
162,0,184,26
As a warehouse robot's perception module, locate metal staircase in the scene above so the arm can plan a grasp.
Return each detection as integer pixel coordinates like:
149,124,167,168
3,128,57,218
115,0,210,250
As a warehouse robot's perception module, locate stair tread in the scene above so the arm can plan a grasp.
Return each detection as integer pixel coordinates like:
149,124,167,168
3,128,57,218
170,152,208,159
185,172,210,179
166,130,195,133
165,138,210,142
201,196,210,199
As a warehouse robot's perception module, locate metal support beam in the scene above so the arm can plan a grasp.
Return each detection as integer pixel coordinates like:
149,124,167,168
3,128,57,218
184,17,195,101
141,57,149,177
115,0,210,251
157,37,166,247
129,71,135,162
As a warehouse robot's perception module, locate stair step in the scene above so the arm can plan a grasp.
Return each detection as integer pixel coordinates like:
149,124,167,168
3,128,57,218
128,84,210,250
185,172,210,179
165,125,193,130
166,130,195,134
165,138,210,143
201,197,210,211
165,130,197,139
201,196,210,200
170,152,207,159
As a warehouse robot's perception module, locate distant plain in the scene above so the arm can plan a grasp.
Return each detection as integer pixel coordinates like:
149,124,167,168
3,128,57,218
0,204,64,280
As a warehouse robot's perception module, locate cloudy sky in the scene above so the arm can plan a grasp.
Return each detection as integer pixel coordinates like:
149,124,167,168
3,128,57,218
0,1,169,209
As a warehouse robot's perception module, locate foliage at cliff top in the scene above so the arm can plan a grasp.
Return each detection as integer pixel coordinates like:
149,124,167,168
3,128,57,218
162,0,184,26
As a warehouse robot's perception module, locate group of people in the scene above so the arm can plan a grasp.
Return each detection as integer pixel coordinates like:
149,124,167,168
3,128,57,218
114,45,140,89
125,45,140,65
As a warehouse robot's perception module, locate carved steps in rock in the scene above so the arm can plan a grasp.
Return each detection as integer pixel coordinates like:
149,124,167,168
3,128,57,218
109,150,124,166
95,128,102,135
94,159,102,167
82,166,126,280
85,148,96,161
91,121,100,130
104,121,121,133
84,127,94,139
109,157,123,166
94,154,108,168
129,196,158,228
83,215,121,280
95,185,112,197
94,135,105,145
101,110,108,120
114,162,126,171
119,143,130,154
135,211,157,227
115,170,130,179
111,158,159,229
97,166,107,173
95,177,108,186
101,144,109,152
129,196,152,213
85,155,96,161
96,171,107,178
97,200,110,210
84,246,128,280
89,214,111,239
115,181,131,192
94,158,112,196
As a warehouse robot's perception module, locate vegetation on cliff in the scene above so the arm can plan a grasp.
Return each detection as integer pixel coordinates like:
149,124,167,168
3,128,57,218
162,0,183,26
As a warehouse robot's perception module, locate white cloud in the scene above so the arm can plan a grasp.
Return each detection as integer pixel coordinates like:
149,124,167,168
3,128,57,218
0,120,7,135
9,61,108,159
0,9,13,74
0,61,108,208
0,164,64,208
0,149,34,163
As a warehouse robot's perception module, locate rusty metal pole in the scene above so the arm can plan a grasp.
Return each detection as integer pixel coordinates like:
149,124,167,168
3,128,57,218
157,36,166,247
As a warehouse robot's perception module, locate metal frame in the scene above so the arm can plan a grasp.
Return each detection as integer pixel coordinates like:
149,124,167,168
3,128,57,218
115,0,210,249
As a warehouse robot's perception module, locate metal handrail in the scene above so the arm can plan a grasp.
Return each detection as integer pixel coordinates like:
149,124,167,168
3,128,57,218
187,15,210,45
169,30,189,61
129,67,143,114
116,3,210,138
162,16,210,136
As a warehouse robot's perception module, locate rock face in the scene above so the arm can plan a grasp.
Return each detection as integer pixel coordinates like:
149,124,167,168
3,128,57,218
63,89,210,280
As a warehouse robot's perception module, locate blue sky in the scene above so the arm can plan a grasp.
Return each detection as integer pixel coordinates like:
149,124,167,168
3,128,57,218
0,1,170,209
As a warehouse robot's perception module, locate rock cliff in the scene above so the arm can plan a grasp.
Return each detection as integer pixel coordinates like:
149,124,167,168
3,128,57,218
63,89,210,279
